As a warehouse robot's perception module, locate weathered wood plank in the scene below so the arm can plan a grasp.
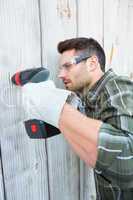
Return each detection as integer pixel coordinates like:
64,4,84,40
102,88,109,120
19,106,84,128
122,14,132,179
78,0,104,44
0,154,5,200
78,1,104,199
0,0,50,199
1,0,133,200
39,0,80,200
124,0,133,78
0,73,49,200
103,0,120,70
104,0,132,76
0,0,41,72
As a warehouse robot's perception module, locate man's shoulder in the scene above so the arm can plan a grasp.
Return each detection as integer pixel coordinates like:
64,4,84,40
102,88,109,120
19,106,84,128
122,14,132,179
103,73,133,93
95,73,133,106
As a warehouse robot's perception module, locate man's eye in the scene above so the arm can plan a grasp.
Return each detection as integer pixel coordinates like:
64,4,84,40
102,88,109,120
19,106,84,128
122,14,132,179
62,63,72,68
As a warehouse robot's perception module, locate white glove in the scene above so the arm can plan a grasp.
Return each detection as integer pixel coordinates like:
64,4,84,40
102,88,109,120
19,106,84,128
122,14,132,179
22,80,78,128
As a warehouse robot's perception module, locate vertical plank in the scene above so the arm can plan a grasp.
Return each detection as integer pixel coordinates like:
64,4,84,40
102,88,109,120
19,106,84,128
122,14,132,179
0,73,49,200
103,0,120,70
125,0,133,78
0,0,41,72
1,1,133,200
39,0,80,200
104,0,131,75
0,151,5,200
79,161,96,200
0,0,50,199
78,0,104,44
78,1,104,199
39,0,78,85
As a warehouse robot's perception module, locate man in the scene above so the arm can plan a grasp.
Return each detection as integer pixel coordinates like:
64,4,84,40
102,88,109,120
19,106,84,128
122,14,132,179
12,38,133,199
57,37,133,199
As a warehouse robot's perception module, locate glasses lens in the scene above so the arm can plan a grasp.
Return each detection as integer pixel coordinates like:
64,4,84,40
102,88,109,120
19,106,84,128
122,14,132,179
60,53,91,70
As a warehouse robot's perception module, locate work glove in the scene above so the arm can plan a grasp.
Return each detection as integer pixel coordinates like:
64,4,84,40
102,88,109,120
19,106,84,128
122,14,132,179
11,67,79,138
22,79,71,128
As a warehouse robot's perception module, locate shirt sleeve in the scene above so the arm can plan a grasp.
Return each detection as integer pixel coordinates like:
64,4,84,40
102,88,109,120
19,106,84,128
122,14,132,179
94,78,133,186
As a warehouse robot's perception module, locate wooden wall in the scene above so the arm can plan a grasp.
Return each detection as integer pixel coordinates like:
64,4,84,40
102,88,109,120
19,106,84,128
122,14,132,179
0,1,133,200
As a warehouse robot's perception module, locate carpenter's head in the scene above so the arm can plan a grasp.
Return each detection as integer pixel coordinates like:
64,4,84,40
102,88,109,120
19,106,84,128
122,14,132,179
57,37,105,92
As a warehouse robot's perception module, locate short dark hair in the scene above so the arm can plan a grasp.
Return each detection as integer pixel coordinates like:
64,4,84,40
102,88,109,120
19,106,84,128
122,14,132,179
57,37,106,72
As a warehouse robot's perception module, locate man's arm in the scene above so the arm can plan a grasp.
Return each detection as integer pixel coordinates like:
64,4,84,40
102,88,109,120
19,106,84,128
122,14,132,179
59,103,103,167
59,102,133,188
59,95,133,187
12,68,133,185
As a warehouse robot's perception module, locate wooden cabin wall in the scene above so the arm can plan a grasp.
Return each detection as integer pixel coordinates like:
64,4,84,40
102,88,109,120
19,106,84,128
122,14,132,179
0,1,133,200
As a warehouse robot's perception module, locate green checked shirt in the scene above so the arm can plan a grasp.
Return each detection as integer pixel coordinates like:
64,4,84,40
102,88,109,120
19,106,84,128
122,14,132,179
80,69,133,200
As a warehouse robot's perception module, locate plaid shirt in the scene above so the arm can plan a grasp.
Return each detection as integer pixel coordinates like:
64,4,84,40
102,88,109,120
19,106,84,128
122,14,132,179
80,69,133,200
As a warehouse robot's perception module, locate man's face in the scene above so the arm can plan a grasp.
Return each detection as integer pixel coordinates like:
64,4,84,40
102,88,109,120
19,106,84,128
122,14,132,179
58,49,91,93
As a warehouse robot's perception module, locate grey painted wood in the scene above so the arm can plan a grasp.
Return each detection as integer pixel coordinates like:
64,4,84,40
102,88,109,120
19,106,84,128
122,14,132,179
0,0,41,72
0,152,5,200
78,1,104,199
1,0,133,200
39,1,81,200
79,161,95,200
0,0,50,199
78,0,104,44
104,0,133,77
0,73,49,200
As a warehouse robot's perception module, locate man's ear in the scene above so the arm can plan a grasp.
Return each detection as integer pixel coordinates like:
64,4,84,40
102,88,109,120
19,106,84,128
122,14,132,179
86,55,99,71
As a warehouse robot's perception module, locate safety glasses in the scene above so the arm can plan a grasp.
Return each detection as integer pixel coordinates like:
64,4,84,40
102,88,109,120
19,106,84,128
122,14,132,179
61,53,92,69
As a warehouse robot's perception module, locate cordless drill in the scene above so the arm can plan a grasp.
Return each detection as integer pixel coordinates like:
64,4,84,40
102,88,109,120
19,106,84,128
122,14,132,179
11,67,60,139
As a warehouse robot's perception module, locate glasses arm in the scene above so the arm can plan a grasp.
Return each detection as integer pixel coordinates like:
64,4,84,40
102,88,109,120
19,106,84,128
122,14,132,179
73,54,91,64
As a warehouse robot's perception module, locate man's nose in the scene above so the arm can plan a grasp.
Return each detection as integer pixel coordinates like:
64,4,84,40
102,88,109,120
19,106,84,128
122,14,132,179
58,68,67,79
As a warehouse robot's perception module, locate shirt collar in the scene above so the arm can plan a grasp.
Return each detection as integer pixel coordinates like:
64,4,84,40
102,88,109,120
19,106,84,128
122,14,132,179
82,68,116,105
